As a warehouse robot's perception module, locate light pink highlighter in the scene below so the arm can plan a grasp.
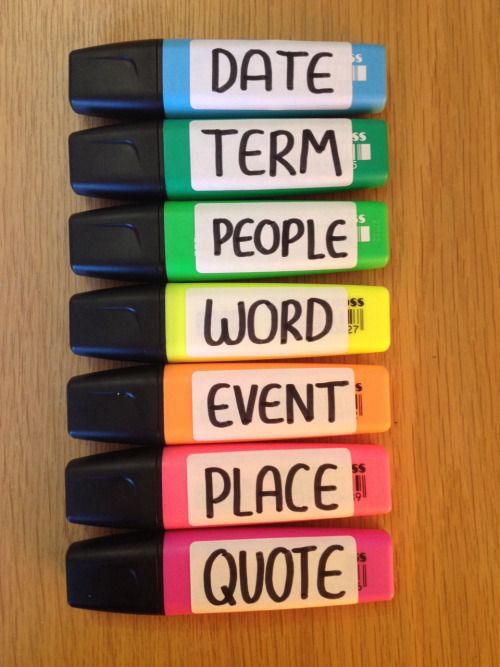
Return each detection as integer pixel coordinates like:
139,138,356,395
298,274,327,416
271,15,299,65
162,442,391,529
66,442,390,531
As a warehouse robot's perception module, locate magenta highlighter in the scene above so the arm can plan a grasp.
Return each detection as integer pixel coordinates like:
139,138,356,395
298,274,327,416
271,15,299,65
67,527,393,614
65,443,391,529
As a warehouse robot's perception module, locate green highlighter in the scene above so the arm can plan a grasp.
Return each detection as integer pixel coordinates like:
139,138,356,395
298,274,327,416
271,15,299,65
69,200,389,282
69,118,388,200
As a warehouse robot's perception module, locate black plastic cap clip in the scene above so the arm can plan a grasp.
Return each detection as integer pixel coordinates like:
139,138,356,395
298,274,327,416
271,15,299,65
65,447,163,529
69,284,165,361
67,365,164,445
66,531,164,614
69,40,163,118
69,121,164,199
69,204,165,281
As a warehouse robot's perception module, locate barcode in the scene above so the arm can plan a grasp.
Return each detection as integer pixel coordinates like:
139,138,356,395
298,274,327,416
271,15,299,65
355,392,364,416
352,65,367,81
348,307,365,331
358,226,371,243
354,474,367,499
357,563,368,590
352,143,372,161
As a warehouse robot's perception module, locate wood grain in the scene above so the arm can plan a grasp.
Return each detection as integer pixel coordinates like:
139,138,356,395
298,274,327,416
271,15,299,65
0,1,497,665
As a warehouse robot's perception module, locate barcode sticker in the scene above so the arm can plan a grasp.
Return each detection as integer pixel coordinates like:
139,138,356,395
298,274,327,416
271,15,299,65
357,559,368,590
358,226,371,243
354,473,367,499
348,307,365,332
355,391,363,417
353,143,372,161
352,65,367,81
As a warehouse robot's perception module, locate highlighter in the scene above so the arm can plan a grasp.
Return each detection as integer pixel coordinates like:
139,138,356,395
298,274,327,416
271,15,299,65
69,40,386,118
69,201,389,281
69,283,391,362
66,527,393,614
65,443,391,529
68,118,388,200
67,362,391,444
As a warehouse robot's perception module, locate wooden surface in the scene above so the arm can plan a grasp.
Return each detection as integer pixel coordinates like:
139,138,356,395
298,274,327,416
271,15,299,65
0,1,497,665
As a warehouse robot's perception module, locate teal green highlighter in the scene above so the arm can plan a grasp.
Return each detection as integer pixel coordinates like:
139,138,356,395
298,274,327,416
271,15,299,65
69,201,389,281
69,118,388,200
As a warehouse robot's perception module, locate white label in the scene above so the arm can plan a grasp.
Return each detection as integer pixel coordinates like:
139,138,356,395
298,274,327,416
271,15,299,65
187,448,354,526
185,285,349,359
189,40,353,111
190,535,358,613
194,201,358,273
191,367,356,441
189,118,354,191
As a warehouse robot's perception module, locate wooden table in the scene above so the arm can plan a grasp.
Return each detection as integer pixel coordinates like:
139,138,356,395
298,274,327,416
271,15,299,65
1,1,496,665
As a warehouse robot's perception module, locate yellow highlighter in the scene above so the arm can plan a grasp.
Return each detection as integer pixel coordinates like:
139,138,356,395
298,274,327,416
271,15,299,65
70,283,390,362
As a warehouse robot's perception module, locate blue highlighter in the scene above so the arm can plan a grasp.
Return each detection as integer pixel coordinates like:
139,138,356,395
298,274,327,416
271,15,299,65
69,39,386,119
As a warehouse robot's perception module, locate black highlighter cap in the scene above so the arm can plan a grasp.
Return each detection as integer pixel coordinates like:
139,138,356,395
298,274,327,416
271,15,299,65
66,448,163,529
69,121,165,199
66,531,164,614
69,284,165,361
69,204,166,281
69,40,163,118
67,365,164,445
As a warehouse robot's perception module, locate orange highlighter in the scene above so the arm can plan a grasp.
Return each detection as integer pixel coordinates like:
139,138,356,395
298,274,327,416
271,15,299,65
67,362,391,445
